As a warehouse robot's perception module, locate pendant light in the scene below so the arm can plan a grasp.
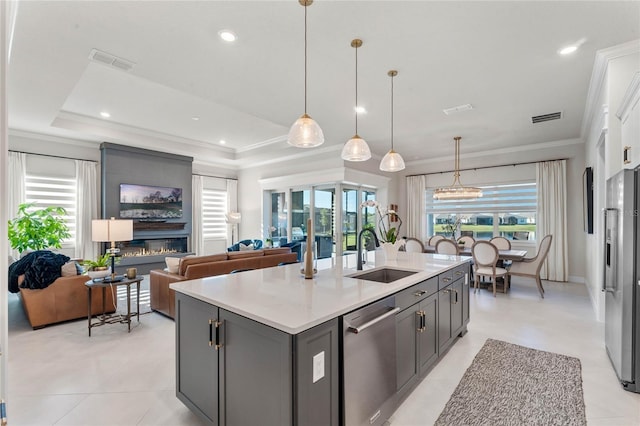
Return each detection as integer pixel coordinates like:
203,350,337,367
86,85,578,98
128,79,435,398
433,137,483,199
288,0,324,148
341,39,371,161
379,70,405,172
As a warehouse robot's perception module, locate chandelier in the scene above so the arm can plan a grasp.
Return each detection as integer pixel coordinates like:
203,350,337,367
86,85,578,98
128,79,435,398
433,136,482,200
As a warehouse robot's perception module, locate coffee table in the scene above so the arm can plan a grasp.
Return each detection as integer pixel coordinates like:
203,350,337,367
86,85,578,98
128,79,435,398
85,276,143,336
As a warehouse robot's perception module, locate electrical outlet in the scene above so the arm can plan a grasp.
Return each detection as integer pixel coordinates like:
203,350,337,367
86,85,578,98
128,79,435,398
312,351,325,383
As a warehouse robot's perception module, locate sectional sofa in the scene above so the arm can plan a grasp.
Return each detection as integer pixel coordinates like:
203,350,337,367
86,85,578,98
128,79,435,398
149,247,298,318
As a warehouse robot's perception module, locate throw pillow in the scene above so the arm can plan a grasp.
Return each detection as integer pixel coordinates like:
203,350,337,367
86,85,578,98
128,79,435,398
166,257,180,273
61,261,79,277
239,243,254,251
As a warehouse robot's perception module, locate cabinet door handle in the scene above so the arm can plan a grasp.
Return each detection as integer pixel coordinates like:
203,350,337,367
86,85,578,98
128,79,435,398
442,277,451,283
455,271,463,276
214,320,223,350
421,311,426,332
416,311,423,332
208,319,214,347
452,289,459,304
414,290,426,297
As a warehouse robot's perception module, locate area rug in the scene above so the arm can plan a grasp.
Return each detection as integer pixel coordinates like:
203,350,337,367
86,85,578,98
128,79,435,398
435,339,586,426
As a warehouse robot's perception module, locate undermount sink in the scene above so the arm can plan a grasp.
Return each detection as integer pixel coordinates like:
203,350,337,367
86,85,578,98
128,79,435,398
348,268,418,284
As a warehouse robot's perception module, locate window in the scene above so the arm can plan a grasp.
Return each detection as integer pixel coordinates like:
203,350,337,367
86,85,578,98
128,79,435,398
25,174,77,246
425,182,537,241
202,188,227,239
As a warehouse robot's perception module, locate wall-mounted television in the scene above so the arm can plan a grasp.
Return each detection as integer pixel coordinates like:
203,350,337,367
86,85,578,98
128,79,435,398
120,183,182,219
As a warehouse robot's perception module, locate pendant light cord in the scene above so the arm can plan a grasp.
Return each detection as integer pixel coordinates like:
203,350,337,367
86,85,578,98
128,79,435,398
304,3,308,114
390,73,394,151
355,43,358,134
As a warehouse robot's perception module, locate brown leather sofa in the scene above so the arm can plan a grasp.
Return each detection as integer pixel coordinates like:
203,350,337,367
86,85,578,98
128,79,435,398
150,247,298,319
19,275,116,329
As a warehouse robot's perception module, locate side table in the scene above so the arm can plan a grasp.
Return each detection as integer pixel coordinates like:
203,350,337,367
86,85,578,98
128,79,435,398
85,276,143,336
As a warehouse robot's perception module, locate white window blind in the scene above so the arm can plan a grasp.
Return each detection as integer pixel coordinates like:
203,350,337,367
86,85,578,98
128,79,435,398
425,182,537,214
202,188,227,239
25,174,77,245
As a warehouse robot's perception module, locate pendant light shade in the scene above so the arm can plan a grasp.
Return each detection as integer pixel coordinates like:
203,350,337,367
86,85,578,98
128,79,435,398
288,0,324,148
433,136,483,199
342,39,371,161
379,70,405,172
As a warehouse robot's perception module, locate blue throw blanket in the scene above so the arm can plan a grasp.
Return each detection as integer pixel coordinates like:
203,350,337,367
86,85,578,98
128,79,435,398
8,250,70,293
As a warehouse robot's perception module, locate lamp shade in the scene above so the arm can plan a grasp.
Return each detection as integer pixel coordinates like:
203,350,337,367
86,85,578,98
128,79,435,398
379,149,406,172
225,212,242,224
288,114,324,148
92,218,133,242
341,135,371,161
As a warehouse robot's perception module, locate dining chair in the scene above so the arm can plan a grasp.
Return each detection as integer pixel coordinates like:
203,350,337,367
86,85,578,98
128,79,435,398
435,238,459,255
489,236,511,250
508,234,553,298
428,235,445,246
471,241,509,297
457,235,475,248
404,237,425,253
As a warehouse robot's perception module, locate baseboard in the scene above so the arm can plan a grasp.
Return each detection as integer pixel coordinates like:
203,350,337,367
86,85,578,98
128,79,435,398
568,275,585,284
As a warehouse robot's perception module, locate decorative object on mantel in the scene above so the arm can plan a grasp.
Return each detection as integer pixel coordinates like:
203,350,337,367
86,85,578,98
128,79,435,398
92,218,133,283
380,70,406,172
287,0,324,148
341,38,371,161
361,200,404,260
433,136,483,200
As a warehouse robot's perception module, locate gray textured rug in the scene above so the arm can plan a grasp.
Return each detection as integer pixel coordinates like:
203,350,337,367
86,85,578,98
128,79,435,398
435,339,586,426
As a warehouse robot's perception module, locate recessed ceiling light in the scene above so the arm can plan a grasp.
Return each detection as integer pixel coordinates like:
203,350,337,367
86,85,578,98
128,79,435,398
219,140,226,145
355,106,367,114
559,45,578,55
191,116,200,121
100,111,110,118
218,30,237,42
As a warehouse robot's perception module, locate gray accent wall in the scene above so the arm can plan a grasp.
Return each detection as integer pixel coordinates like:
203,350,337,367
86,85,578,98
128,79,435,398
100,142,193,249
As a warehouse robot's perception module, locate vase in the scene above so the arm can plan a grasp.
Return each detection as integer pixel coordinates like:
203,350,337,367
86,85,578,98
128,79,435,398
381,241,404,261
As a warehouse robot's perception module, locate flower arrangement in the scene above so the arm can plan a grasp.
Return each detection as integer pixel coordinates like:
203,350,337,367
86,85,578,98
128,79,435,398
360,200,403,244
265,226,277,247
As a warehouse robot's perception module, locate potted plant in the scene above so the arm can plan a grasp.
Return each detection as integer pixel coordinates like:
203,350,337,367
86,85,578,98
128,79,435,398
82,252,112,279
8,202,71,254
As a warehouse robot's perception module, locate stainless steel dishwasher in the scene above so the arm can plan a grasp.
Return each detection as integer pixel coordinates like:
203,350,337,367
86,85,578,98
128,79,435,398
343,296,399,426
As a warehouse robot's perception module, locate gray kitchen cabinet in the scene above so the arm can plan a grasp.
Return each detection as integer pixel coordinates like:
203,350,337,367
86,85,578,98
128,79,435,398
438,285,453,350
438,265,470,353
175,292,339,426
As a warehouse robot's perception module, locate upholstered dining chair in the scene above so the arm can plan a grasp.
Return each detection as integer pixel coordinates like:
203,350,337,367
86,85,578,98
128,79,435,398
489,236,511,250
508,234,553,298
428,235,445,246
435,238,459,255
457,235,475,248
471,241,509,297
404,237,425,253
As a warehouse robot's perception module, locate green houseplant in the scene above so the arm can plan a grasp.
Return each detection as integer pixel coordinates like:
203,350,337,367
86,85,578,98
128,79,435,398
8,202,71,253
81,252,111,271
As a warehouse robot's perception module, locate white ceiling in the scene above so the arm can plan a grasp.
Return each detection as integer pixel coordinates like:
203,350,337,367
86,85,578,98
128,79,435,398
8,1,640,169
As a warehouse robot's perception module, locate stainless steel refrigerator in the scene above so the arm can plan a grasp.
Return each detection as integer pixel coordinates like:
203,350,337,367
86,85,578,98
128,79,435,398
604,167,640,393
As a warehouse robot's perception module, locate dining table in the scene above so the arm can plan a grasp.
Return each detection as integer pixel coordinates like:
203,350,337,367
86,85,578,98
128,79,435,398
423,245,528,261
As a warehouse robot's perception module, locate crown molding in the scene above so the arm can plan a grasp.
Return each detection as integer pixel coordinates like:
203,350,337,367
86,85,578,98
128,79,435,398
581,39,640,138
616,72,640,122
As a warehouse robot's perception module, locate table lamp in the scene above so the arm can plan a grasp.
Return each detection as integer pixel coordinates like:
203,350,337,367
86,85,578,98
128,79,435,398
92,218,133,282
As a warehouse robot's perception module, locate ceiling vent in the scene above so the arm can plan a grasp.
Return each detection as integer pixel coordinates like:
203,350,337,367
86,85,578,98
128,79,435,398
531,111,562,124
89,48,135,72
443,103,473,115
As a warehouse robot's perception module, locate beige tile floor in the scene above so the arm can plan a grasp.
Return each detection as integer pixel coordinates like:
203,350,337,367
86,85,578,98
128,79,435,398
6,275,640,425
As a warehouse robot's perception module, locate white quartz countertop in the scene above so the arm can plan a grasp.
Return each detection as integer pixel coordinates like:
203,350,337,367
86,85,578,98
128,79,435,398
170,252,469,334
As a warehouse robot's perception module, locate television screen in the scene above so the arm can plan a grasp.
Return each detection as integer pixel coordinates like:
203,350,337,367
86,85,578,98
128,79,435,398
119,183,183,219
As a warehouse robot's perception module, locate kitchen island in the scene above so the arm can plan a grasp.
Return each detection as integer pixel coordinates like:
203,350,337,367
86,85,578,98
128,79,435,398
171,251,470,426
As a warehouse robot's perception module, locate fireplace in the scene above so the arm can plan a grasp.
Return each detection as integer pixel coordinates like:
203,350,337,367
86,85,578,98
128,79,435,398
114,237,192,275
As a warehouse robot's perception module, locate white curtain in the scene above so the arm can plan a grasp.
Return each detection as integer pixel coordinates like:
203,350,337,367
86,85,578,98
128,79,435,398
8,152,26,259
226,179,238,243
406,175,426,242
536,160,568,281
192,175,204,255
75,160,98,260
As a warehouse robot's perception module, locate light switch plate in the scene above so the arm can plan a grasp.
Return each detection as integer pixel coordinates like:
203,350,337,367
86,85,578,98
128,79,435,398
312,351,325,383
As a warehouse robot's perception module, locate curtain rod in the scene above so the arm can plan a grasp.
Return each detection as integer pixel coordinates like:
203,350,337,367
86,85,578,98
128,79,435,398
192,172,237,181
9,149,98,163
405,158,568,177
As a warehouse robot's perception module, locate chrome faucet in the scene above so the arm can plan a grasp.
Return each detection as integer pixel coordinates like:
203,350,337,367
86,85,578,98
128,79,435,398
357,228,380,270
